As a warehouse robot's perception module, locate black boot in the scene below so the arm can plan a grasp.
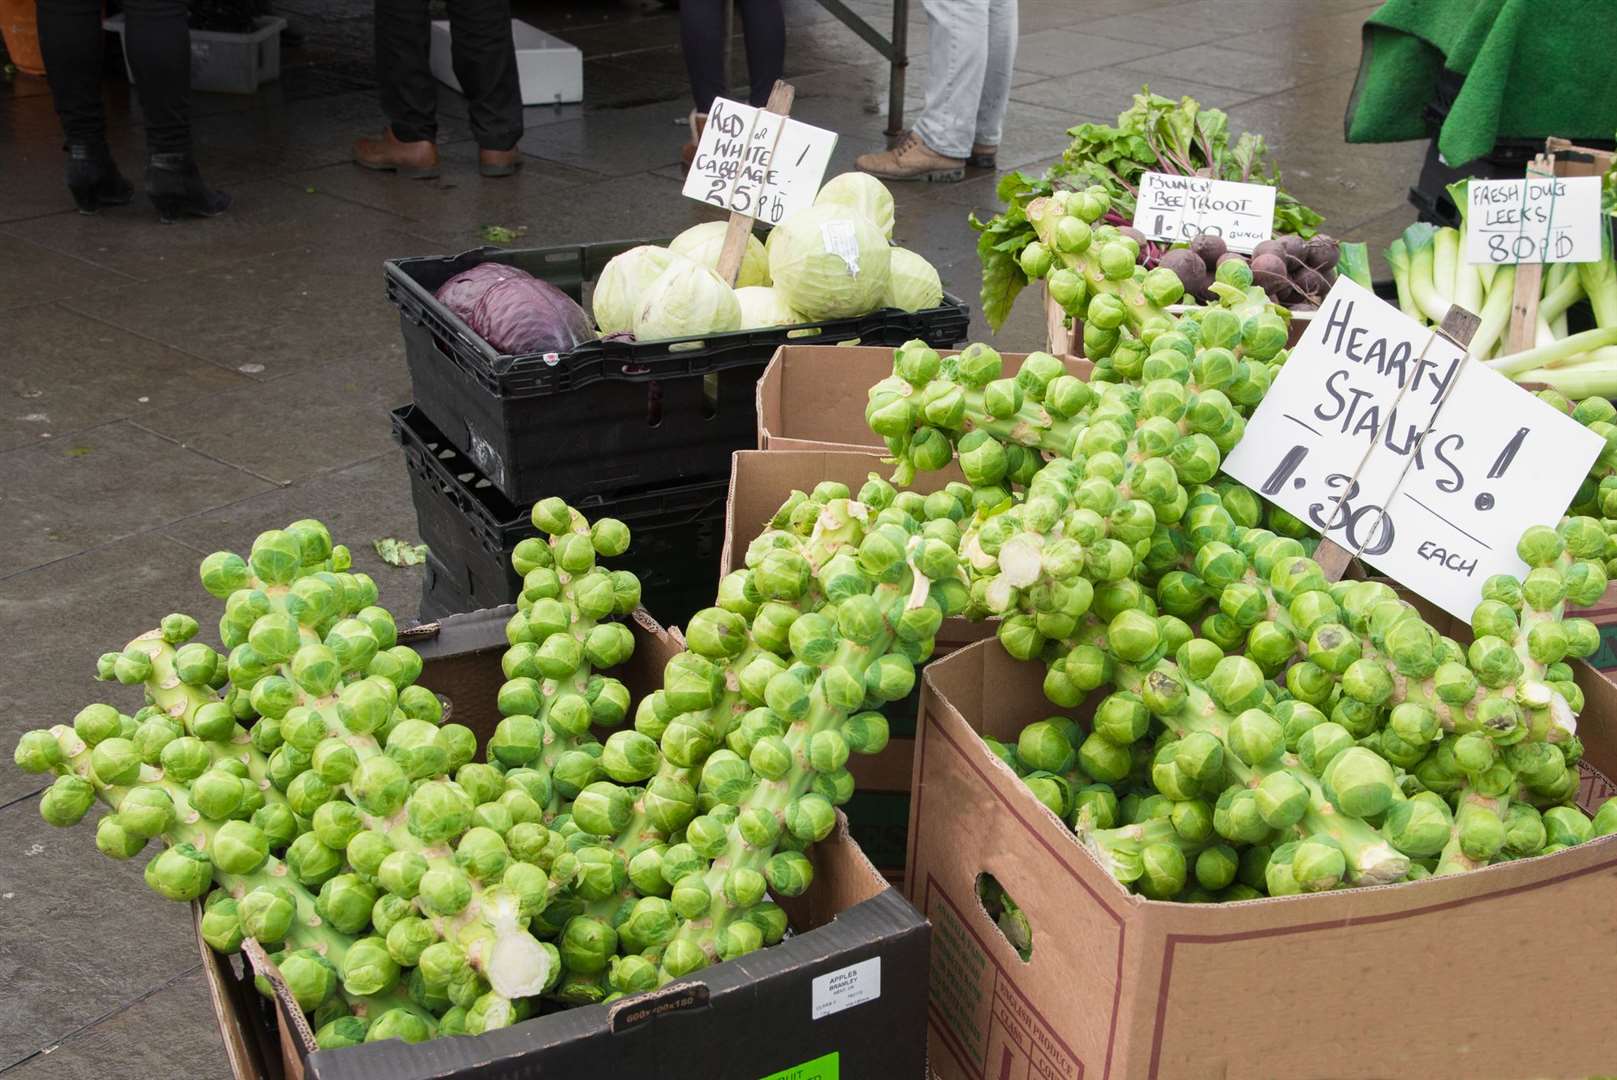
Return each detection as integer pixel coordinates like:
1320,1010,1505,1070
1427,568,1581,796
66,142,134,215
145,153,232,224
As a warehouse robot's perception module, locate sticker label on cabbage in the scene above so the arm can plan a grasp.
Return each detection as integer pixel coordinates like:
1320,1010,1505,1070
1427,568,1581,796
682,97,838,224
820,219,862,276
1464,175,1604,264
811,956,879,1019
1131,172,1277,254
1222,277,1603,620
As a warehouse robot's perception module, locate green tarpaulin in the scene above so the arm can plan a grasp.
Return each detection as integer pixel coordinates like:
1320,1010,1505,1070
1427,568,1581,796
1346,0,1617,165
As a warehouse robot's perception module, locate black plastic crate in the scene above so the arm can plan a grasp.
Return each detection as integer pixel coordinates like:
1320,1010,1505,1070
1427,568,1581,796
394,404,725,630
383,238,970,503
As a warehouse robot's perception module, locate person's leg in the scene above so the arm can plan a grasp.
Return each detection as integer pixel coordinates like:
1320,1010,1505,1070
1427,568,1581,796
679,0,727,114
374,0,437,143
735,0,784,107
357,0,440,175
912,0,989,160
122,0,193,154
36,0,108,146
855,0,983,180
969,0,1018,166
445,0,522,154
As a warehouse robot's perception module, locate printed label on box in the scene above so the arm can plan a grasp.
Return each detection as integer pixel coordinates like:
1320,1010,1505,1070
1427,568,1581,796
811,957,881,1019
759,1051,840,1080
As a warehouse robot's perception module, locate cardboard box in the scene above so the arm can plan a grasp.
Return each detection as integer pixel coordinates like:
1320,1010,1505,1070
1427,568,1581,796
431,19,583,106
196,606,929,1079
907,632,1617,1080
724,449,996,880
755,347,1092,454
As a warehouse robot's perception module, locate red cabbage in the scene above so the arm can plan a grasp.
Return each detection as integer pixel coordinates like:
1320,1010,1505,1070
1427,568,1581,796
434,261,532,321
467,276,597,356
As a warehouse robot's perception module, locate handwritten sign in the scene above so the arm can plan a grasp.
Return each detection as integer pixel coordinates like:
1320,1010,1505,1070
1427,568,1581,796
681,97,837,225
1223,277,1602,619
1131,172,1277,254
1465,175,1604,264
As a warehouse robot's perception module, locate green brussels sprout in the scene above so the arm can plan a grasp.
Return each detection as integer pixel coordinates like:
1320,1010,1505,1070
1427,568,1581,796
364,1009,435,1045
284,833,343,886
144,843,213,901
212,819,272,875
239,885,296,944
350,754,409,817
340,936,401,997
116,785,176,839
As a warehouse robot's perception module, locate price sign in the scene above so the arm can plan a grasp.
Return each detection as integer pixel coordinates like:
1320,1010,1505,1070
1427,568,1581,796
1223,277,1602,620
1131,172,1277,254
681,97,837,225
1465,175,1604,264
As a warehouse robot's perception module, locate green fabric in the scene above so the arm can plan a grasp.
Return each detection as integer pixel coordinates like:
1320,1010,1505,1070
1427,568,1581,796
1346,0,1617,165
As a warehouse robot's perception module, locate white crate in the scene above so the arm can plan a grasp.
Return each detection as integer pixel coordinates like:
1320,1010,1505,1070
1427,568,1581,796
104,13,285,95
429,18,583,106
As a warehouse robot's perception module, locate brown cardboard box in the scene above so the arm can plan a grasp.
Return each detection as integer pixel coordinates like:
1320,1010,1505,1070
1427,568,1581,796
195,607,930,1080
754,346,1093,454
723,449,996,879
907,632,1617,1080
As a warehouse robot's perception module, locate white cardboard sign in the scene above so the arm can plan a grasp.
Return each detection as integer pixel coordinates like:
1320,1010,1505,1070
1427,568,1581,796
1223,277,1602,620
1131,172,1277,254
1465,175,1605,264
681,97,838,225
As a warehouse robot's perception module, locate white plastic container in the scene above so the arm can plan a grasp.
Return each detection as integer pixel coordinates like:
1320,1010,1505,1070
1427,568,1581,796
104,13,285,95
429,18,583,106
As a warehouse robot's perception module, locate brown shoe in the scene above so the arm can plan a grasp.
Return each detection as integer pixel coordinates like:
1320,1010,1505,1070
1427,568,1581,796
479,147,522,178
352,127,439,179
854,131,965,182
968,143,997,168
680,110,708,175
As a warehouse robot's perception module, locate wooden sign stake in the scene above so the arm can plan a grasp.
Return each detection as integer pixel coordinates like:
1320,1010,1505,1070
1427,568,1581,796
1504,151,1555,356
715,80,796,287
1312,304,1483,582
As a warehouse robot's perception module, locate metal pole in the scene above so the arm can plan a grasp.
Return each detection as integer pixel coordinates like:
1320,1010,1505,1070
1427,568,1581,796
886,0,908,136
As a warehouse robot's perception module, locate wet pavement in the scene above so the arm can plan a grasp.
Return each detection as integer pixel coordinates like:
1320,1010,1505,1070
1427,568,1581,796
0,0,1419,1074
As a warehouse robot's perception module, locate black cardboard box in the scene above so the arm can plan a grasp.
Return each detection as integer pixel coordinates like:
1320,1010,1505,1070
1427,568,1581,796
196,606,930,1080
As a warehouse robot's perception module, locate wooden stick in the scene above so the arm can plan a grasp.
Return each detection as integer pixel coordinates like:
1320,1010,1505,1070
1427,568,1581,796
715,81,796,287
1505,151,1554,356
1313,303,1483,582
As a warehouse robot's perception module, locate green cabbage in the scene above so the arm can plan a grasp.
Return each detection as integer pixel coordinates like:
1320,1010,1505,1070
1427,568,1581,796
668,222,770,287
593,246,680,334
815,172,895,240
633,262,742,341
767,206,891,321
735,286,803,329
883,247,943,312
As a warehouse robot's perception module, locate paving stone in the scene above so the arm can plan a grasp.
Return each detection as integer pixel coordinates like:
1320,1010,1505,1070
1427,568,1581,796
1224,73,1426,232
517,98,690,175
0,232,136,312
0,421,275,580
59,227,441,384
1115,41,1337,97
1009,64,1263,115
0,796,204,1071
0,531,216,807
1,181,407,283
283,144,606,249
135,353,413,485
1071,12,1229,49
0,304,249,452
162,450,427,621
1012,29,1166,78
1,966,230,1080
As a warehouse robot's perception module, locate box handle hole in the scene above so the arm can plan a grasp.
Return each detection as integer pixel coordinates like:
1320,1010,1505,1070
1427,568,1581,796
647,380,663,427
702,371,719,420
975,872,1032,962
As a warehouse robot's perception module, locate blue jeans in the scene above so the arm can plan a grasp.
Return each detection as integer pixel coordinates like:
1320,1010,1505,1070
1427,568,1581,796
913,0,1018,159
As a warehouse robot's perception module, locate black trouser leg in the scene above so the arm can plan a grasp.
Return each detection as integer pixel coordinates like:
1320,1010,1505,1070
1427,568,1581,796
37,0,108,146
679,0,726,114
445,0,522,150
375,0,438,143
124,0,194,154
736,0,784,107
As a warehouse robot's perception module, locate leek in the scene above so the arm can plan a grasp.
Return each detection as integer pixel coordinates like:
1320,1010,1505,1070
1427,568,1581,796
1487,325,1617,377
